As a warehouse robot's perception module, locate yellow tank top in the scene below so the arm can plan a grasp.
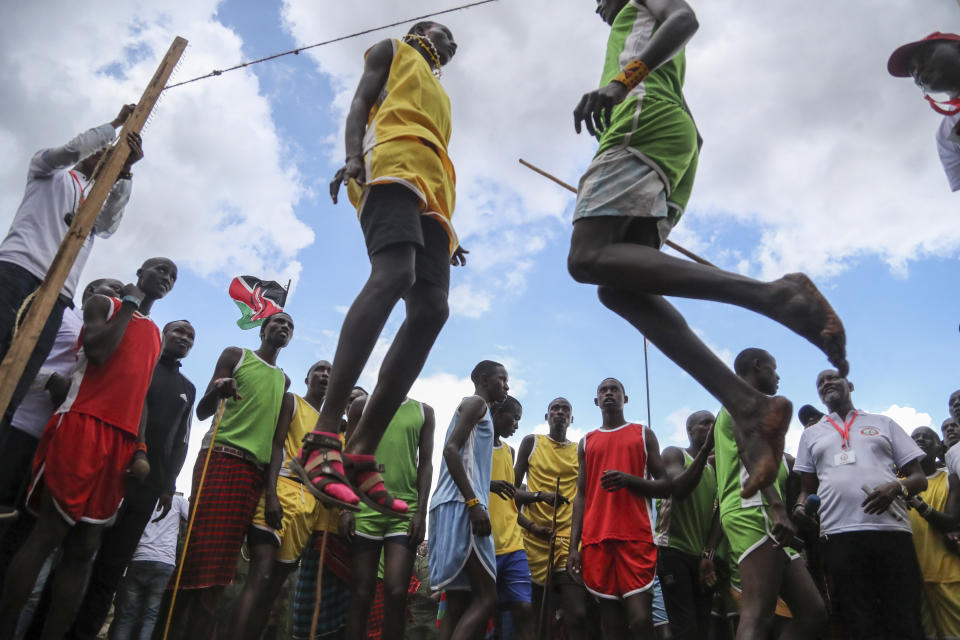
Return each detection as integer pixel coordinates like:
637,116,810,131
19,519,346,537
908,470,960,583
490,443,524,555
284,395,340,532
347,39,458,254
523,434,579,536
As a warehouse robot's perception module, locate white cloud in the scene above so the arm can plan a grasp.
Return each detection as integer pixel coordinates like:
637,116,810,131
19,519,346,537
0,0,312,289
448,283,492,318
876,404,934,433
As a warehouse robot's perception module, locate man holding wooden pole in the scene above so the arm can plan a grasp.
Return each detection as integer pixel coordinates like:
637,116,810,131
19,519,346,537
0,105,142,426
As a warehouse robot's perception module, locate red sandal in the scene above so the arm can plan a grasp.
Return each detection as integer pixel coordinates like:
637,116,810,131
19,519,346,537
345,453,410,517
289,431,360,511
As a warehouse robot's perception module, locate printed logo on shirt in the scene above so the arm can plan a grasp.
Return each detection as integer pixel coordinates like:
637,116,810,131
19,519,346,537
860,427,879,437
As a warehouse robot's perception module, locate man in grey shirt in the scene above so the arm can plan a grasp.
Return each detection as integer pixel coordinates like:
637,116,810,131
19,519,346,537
0,104,142,436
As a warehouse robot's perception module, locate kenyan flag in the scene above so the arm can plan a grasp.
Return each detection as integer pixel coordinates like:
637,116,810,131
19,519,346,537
229,276,288,330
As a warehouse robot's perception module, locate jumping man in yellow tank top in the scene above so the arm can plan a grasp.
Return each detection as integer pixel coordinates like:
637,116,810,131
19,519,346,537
292,21,465,519
514,397,590,640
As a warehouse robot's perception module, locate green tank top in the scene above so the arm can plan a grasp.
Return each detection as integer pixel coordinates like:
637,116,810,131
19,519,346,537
715,408,788,518
655,450,717,557
210,348,286,465
595,0,699,212
362,398,424,513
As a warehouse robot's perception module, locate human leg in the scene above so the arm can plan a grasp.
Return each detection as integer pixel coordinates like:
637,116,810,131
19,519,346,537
558,581,590,640
872,532,924,640
734,540,787,640
134,561,174,640
777,557,827,640
622,590,655,640
438,591,469,640
381,536,417,640
597,599,629,640
496,550,534,640
108,560,150,640
447,551,497,640
346,535,385,640
821,531,883,639
41,521,104,639
657,547,706,640
229,537,280,640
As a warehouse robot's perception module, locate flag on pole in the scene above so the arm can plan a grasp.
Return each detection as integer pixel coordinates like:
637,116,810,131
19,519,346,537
228,276,288,329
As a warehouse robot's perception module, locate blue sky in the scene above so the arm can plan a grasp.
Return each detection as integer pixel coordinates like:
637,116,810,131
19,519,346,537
1,0,958,492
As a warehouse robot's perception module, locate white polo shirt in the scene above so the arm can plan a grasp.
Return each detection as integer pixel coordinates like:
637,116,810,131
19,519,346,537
794,409,923,535
936,112,960,192
131,494,189,565
946,442,960,479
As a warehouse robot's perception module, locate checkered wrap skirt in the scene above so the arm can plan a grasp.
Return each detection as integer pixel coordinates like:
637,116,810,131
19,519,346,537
171,450,264,589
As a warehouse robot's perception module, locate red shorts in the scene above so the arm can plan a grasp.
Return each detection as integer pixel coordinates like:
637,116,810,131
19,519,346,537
28,412,136,525
581,539,657,600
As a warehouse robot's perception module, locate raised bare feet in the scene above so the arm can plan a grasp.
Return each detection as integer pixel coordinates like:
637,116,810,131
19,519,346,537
770,274,849,377
731,394,793,498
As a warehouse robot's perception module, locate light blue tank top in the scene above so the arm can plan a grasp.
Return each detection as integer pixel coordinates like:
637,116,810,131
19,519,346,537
429,397,493,510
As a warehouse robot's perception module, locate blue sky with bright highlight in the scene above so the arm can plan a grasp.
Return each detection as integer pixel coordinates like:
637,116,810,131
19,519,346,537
1,0,958,493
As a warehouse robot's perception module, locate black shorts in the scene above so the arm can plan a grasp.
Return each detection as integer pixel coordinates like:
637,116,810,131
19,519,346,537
359,183,450,293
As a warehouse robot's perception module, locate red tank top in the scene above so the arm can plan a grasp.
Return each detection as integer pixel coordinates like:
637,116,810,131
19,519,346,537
582,423,653,545
60,297,162,436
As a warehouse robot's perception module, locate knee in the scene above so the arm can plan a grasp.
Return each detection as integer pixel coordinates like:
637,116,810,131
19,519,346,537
567,243,602,284
367,263,417,299
627,610,652,635
596,285,629,311
62,530,101,565
407,286,449,330
383,580,409,606
351,581,375,608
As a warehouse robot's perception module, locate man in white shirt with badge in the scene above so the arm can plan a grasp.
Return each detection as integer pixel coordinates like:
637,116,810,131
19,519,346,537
944,391,960,479
794,369,927,640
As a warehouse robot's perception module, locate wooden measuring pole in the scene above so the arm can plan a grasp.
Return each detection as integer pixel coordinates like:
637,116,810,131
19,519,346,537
518,158,716,268
0,36,187,420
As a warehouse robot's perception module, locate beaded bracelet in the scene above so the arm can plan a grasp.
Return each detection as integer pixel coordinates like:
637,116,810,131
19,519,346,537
612,59,650,92
465,497,480,508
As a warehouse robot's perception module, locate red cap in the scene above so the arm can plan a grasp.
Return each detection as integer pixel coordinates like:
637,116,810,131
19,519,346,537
888,32,960,77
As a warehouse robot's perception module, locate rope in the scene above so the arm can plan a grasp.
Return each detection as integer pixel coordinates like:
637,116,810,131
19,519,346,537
161,398,227,640
163,0,499,91
12,290,38,340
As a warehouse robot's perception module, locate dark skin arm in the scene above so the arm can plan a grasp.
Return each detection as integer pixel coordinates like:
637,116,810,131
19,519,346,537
443,396,492,536
264,393,295,530
862,459,927,515
699,502,722,590
600,427,671,498
512,434,568,538
792,472,821,534
574,0,699,135
329,39,393,204
81,290,141,366
908,473,960,533
196,347,243,420
408,404,435,546
566,438,587,580
662,428,714,499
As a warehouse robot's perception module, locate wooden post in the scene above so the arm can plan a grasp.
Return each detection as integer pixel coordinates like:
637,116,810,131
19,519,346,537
518,158,717,268
0,36,187,420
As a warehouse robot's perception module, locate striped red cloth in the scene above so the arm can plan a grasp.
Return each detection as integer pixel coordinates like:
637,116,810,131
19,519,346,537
171,450,264,589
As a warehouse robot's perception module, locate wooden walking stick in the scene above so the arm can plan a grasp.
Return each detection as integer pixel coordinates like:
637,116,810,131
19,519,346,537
518,158,716,268
0,36,188,421
161,397,226,640
537,477,562,640
310,509,337,639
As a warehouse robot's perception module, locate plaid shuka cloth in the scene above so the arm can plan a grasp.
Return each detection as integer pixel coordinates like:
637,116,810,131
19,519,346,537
292,539,351,639
171,450,264,589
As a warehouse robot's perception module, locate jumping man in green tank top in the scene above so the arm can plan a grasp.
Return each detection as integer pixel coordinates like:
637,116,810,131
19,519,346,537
339,395,436,640
566,0,849,501
168,312,293,640
654,409,716,639
713,348,825,639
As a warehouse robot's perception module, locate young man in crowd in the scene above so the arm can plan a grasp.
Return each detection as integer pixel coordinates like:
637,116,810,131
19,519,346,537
294,21,464,516
514,397,589,639
429,360,508,639
70,319,196,639
654,410,716,640
488,395,534,640
714,348,825,640
342,392,435,640
794,369,928,639
566,0,847,499
230,360,334,640
888,32,960,191
0,105,141,425
168,311,293,639
907,426,960,639
0,257,176,638
568,378,669,639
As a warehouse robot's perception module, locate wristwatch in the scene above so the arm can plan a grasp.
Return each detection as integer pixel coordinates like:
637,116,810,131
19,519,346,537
898,480,910,497
121,294,142,309
535,490,543,502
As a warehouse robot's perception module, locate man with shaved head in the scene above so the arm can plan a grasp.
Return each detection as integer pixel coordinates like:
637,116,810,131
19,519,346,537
515,397,589,638
0,257,176,638
945,391,960,482
794,369,927,639
654,410,716,639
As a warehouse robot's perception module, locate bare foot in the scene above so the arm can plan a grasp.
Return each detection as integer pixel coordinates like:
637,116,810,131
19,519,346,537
770,273,849,377
731,394,792,498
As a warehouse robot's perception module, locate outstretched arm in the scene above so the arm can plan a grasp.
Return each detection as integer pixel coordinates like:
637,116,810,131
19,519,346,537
196,347,243,420
33,104,135,175
330,40,394,203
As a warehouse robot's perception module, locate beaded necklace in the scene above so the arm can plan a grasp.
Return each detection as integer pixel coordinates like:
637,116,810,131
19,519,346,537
404,34,442,78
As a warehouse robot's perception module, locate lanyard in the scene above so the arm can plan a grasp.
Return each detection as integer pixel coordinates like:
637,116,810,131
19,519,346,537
68,170,86,205
826,410,858,450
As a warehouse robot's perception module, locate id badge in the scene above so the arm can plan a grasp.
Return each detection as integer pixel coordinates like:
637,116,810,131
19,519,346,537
834,449,856,466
